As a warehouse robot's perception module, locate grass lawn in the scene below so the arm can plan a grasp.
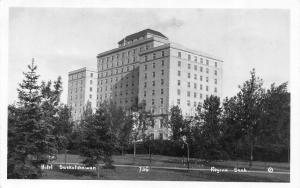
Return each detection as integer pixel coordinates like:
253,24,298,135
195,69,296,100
42,153,289,182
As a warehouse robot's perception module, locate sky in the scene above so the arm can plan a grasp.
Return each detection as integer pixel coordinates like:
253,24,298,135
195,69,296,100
8,8,290,104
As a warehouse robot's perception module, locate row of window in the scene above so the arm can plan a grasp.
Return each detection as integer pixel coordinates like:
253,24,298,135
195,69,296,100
98,97,136,105
177,69,217,77
99,42,153,64
70,94,93,101
178,79,218,87
99,56,138,71
98,89,136,99
144,70,165,78
144,88,165,97
178,61,218,72
144,79,165,88
176,99,201,107
143,60,165,70
177,52,219,68
98,65,137,78
98,81,136,92
69,72,94,81
177,88,218,97
69,79,93,88
144,50,166,61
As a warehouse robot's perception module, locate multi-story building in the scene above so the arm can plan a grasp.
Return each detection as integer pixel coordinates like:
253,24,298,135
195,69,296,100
67,29,223,139
67,67,97,122
96,29,169,110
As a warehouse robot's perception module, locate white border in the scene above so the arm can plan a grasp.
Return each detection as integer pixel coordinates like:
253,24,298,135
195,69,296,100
1,0,300,188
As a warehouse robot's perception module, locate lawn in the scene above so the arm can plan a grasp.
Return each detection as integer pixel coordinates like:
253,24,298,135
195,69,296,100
41,153,289,182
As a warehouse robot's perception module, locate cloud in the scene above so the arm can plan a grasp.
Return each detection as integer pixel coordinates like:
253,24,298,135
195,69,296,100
154,17,184,30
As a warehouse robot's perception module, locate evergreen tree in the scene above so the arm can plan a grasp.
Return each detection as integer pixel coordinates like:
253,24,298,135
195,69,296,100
8,60,57,178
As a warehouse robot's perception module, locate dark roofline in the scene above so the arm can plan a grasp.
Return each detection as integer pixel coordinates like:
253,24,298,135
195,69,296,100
118,29,168,44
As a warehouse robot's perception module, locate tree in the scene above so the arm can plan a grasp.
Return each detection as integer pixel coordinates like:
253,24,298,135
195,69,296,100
235,69,264,166
193,95,224,160
80,104,116,168
220,96,245,160
258,82,290,161
53,105,74,152
8,60,57,178
169,106,185,141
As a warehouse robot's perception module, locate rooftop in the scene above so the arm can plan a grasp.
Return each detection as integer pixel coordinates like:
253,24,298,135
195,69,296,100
118,28,168,44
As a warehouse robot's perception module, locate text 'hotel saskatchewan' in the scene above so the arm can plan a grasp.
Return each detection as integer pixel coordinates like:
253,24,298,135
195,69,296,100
67,29,223,139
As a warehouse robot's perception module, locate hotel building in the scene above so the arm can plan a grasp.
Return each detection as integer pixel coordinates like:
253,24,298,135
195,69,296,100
67,67,97,122
68,29,223,139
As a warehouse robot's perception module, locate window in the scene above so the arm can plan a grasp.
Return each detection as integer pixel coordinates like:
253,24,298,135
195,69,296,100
214,87,217,93
194,74,197,80
177,89,181,95
194,65,197,71
90,73,93,77
144,73,147,79
188,82,191,88
206,59,209,65
145,55,148,61
187,91,190,97
206,68,209,74
161,89,164,94
200,93,203,99
161,69,164,75
206,77,209,82
194,92,197,98
90,87,92,92
144,82,147,88
160,98,163,105
188,64,191,69
206,86,209,91
178,80,181,86
200,84,203,90
194,101,197,107
178,70,181,76
178,61,181,67
153,62,156,68
188,54,191,60
161,79,164,85
177,99,180,105
162,60,165,66
152,90,155,95
153,53,156,59
162,51,165,57
152,72,155,77
152,81,155,86
188,73,191,78
187,100,191,106
215,62,218,67
215,70,217,76
178,52,181,58
89,94,92,99
194,83,197,89
200,66,203,72
152,99,155,105
215,79,217,84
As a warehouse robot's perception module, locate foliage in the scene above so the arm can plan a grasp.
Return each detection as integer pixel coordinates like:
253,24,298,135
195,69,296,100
169,106,185,141
8,61,58,178
192,95,225,160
